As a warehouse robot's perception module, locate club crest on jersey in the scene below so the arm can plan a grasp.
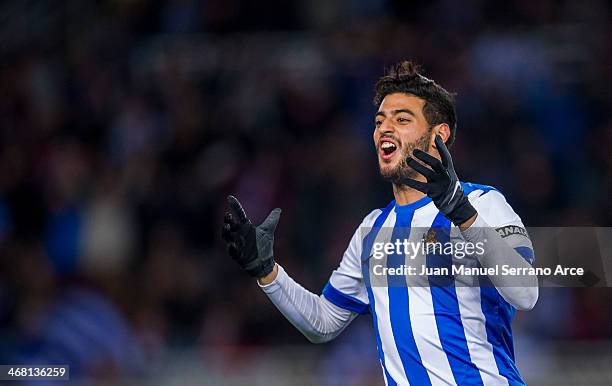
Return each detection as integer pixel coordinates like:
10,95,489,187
423,229,438,244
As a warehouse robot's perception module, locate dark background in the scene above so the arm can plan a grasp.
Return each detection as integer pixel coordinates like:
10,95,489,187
0,0,610,384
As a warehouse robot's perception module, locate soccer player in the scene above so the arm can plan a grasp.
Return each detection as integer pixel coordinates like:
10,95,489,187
221,61,538,386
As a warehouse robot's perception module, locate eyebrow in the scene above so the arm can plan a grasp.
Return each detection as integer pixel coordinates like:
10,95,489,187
375,109,417,119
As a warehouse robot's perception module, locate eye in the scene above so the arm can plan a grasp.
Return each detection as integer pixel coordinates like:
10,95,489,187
397,117,411,123
375,120,382,127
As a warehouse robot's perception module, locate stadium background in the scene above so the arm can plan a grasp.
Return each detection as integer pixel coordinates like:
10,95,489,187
0,0,610,384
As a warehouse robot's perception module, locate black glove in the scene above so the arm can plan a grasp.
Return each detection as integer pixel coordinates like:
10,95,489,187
221,195,281,278
402,135,476,226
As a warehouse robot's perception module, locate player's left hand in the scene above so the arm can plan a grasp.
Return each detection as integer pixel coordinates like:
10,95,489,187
401,135,477,226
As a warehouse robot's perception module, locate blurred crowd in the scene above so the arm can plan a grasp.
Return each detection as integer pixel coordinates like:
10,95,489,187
0,0,610,382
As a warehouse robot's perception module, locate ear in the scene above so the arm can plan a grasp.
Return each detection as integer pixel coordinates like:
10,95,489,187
432,123,451,146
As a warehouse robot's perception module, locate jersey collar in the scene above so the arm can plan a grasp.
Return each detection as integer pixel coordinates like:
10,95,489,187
393,195,433,214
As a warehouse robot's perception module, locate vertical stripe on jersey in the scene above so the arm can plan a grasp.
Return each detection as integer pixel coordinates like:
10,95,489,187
369,209,412,384
427,212,484,385
455,286,510,385
362,202,397,386
480,280,525,385
461,181,523,384
387,208,432,385
406,204,457,386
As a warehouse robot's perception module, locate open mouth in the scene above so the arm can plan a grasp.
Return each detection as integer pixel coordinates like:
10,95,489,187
379,140,398,159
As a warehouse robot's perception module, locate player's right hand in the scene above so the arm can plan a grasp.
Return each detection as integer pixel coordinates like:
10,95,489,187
221,195,281,278
402,135,476,226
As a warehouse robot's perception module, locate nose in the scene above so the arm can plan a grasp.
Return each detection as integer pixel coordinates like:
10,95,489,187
378,119,395,135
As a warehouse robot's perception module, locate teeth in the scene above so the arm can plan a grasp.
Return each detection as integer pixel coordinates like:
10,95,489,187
381,142,396,149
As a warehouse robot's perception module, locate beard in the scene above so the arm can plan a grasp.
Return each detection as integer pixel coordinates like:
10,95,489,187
379,130,432,185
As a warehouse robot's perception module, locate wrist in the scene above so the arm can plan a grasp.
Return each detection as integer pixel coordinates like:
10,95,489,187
459,213,478,231
459,213,490,244
446,197,477,227
257,263,278,285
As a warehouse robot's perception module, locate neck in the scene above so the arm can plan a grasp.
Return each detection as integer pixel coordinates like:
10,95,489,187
392,181,426,206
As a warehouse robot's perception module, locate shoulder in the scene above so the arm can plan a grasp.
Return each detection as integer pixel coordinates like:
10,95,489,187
461,182,508,205
361,208,383,227
461,182,500,197
360,200,395,227
347,201,395,251
461,182,523,227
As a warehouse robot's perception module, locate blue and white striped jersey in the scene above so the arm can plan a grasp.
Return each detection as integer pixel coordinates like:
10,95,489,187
322,182,534,386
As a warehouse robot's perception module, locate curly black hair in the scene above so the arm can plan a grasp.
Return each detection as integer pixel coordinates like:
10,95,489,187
373,61,457,146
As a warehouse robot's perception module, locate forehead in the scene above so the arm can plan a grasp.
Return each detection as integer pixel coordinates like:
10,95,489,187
377,93,425,115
